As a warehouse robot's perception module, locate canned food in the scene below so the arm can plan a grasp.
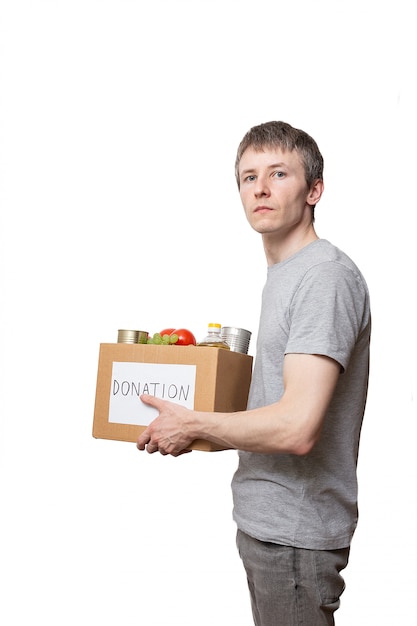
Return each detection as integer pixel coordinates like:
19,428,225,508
220,327,251,354
117,329,148,344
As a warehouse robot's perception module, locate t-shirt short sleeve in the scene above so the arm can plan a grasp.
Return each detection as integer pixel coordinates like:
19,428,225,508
285,261,367,371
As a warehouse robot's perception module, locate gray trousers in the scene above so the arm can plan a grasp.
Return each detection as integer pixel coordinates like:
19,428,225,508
236,529,350,626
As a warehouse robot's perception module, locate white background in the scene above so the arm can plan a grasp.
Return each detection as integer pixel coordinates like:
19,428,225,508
1,1,416,624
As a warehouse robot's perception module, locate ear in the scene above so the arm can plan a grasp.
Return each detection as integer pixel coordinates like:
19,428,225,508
307,179,324,206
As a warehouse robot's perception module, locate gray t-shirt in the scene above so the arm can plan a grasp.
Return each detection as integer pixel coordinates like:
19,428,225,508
231,239,371,550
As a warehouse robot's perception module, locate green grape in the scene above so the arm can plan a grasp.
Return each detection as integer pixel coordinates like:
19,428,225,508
147,332,179,346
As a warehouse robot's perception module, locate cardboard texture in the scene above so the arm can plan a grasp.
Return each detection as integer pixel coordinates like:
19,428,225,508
93,343,253,451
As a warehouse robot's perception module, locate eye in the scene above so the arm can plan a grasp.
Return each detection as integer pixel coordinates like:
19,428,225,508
273,170,285,179
244,174,256,183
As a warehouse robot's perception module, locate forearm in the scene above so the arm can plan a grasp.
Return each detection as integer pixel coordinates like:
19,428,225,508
191,353,341,455
191,401,319,455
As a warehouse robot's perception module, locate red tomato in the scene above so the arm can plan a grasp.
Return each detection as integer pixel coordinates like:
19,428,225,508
171,328,196,346
160,328,175,336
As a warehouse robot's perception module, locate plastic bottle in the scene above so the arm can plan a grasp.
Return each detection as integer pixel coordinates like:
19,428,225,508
197,323,230,349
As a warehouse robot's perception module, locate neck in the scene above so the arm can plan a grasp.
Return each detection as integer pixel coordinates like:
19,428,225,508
263,226,319,266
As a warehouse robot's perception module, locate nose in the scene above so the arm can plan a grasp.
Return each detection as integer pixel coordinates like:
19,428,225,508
254,174,270,198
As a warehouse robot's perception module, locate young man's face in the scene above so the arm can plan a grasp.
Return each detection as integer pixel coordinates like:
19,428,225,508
238,146,319,238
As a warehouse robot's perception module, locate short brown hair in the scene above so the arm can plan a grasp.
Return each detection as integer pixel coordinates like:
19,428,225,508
235,121,324,190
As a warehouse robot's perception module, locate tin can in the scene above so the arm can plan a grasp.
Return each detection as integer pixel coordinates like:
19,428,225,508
220,327,251,354
117,329,148,344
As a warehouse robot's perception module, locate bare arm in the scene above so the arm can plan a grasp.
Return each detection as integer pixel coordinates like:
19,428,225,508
137,353,340,456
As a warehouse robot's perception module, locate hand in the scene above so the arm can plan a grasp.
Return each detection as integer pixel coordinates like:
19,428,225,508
136,394,194,457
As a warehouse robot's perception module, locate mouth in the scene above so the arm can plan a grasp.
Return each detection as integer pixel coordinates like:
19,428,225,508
254,205,273,214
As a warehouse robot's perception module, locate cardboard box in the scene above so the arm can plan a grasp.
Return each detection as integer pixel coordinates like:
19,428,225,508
93,343,253,451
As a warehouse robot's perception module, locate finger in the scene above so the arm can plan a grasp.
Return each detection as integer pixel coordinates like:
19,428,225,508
137,429,151,450
146,441,159,454
140,393,163,409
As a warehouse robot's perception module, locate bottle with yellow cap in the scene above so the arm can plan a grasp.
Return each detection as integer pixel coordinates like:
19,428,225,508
197,323,230,349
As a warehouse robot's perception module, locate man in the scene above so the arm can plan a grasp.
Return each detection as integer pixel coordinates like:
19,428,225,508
137,121,371,626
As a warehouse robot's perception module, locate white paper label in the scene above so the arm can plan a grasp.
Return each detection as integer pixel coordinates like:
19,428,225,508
108,361,197,426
